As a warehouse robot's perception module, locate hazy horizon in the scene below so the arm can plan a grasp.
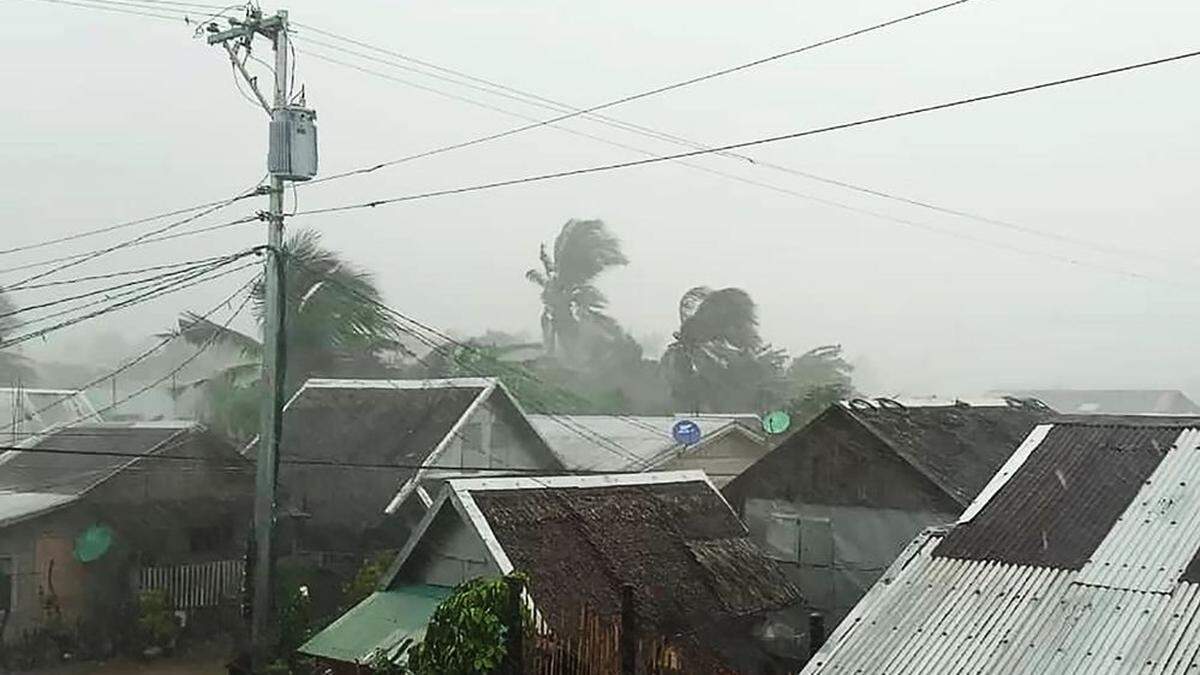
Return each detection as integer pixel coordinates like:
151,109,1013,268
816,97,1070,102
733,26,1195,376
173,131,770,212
5,0,1200,400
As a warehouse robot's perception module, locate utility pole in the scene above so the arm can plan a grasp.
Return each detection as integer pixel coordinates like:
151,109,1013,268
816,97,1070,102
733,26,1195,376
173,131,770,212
206,8,316,670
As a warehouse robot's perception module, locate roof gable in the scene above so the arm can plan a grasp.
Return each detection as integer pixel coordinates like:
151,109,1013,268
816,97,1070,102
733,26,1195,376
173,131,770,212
802,415,1200,674
384,472,798,640
529,414,762,472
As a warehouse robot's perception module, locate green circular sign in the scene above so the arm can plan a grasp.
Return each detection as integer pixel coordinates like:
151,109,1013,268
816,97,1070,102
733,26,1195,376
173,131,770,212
74,524,114,563
763,411,791,435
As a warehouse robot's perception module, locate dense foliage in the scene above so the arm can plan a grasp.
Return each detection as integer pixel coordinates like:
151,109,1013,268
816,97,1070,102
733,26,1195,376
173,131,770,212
369,575,524,675
170,228,405,440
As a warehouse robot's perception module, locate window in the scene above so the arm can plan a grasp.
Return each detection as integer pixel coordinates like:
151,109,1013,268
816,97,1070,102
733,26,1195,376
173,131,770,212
764,512,801,563
0,557,13,613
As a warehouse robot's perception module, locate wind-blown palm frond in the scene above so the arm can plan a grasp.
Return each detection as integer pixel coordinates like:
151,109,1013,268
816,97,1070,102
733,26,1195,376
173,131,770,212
526,219,628,361
677,287,760,351
551,219,628,287
664,286,766,412
165,227,404,441
168,312,262,358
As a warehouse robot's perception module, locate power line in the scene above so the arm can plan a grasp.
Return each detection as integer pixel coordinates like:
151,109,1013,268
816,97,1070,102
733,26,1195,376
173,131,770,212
0,255,260,350
15,0,189,22
0,260,262,434
291,48,1200,220
300,0,972,186
0,214,260,277
0,444,749,477
0,199,252,259
0,254,249,321
294,27,1200,275
284,256,674,466
1,255,238,292
8,259,248,332
295,45,1178,286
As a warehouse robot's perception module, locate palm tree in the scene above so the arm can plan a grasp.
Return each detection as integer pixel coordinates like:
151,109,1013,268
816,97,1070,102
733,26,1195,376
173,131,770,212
787,344,855,424
0,288,34,385
171,228,403,440
661,287,763,412
525,219,628,361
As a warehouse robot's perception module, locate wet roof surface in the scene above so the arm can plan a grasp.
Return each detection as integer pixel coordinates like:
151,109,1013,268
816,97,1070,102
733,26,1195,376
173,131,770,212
470,479,800,670
935,421,1183,568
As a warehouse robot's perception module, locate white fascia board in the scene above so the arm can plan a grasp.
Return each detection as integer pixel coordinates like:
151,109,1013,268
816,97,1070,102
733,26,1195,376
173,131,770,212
958,423,1053,523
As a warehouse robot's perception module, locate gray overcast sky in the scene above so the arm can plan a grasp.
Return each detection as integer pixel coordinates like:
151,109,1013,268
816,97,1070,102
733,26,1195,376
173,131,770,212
2,0,1199,397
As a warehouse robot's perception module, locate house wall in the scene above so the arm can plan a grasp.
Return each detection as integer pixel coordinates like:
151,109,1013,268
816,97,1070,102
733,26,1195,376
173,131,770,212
0,432,251,644
430,391,555,474
392,504,497,589
660,430,770,487
725,408,961,632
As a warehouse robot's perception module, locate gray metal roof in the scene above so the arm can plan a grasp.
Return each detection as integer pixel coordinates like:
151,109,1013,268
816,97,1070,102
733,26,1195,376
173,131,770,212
527,414,761,472
804,530,1200,674
803,417,1200,674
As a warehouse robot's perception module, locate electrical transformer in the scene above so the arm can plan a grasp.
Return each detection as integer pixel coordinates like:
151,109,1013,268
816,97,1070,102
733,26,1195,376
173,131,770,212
268,106,318,181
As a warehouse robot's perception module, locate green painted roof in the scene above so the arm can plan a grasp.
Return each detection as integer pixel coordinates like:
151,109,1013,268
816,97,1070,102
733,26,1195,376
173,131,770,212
299,584,453,664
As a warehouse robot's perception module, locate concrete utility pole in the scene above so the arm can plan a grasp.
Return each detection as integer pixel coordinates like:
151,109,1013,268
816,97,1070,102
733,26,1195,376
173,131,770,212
207,8,315,670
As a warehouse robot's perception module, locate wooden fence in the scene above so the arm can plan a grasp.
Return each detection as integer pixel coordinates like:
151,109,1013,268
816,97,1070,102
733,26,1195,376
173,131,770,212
136,559,244,609
508,583,734,675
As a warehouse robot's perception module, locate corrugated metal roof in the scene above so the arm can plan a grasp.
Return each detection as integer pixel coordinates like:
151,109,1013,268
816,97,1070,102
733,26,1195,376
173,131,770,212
528,414,759,472
934,422,1176,568
803,531,1200,674
1075,429,1200,592
298,585,452,664
804,416,1200,674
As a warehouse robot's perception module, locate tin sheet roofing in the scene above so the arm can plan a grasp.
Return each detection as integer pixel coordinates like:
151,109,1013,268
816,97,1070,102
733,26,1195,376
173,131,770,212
803,531,1200,674
804,415,1200,674
527,414,759,472
936,421,1187,568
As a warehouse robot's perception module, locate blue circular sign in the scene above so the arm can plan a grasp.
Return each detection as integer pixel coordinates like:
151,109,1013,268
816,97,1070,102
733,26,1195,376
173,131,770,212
672,419,702,446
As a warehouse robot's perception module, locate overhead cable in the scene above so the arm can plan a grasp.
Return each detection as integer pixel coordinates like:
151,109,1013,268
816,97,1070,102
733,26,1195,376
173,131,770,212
291,48,1200,219
301,0,973,186
295,27,1200,274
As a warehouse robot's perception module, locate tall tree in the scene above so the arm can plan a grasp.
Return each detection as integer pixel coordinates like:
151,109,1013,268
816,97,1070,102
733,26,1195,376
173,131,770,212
787,344,855,425
661,287,764,412
171,228,403,440
0,288,34,385
525,219,628,361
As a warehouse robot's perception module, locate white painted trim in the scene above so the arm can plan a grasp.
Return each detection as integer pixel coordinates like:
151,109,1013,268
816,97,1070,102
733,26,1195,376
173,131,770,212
379,487,455,590
383,382,496,514
444,469,710,493
303,377,498,391
450,485,515,575
957,423,1053,523
416,485,433,508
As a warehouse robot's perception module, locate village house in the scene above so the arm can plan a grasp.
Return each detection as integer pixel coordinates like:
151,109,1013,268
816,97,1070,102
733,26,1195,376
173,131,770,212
300,471,804,674
803,414,1200,674
0,421,251,645
996,387,1200,414
721,397,1051,629
0,387,100,441
258,378,563,560
528,413,770,487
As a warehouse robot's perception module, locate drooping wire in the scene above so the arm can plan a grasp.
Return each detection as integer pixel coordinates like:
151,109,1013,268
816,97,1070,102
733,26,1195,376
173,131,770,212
0,266,262,435
299,0,973,187
0,254,261,350
292,28,1200,275
293,46,1177,286
290,47,1200,224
